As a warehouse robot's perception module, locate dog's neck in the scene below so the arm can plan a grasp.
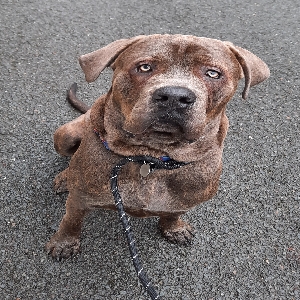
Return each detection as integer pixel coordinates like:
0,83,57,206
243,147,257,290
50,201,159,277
93,128,171,162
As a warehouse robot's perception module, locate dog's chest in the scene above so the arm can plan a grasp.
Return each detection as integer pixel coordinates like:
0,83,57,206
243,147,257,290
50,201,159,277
70,133,219,215
112,163,183,213
78,158,190,215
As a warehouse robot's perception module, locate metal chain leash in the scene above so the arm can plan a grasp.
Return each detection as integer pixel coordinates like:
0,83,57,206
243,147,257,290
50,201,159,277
110,155,188,300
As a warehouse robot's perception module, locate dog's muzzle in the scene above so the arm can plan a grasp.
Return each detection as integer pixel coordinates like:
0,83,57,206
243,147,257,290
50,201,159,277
123,86,197,136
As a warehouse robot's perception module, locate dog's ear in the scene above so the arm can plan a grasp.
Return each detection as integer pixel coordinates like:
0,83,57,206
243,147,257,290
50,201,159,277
79,36,145,83
223,41,270,99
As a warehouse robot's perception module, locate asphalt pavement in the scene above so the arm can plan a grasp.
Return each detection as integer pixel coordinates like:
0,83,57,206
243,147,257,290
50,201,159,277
0,0,299,299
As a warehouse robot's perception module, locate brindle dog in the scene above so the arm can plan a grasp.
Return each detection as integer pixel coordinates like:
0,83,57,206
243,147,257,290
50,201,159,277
46,34,269,259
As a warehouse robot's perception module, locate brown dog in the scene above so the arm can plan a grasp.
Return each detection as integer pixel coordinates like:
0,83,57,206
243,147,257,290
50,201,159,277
46,34,269,259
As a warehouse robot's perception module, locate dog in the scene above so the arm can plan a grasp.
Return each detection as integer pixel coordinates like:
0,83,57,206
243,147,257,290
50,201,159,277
46,34,269,259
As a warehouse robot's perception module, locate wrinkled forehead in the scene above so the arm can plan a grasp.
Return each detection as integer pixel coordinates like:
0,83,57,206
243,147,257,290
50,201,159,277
115,35,237,69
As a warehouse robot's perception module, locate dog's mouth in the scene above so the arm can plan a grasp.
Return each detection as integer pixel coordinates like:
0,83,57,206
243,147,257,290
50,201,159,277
122,109,203,145
149,120,182,136
124,119,185,145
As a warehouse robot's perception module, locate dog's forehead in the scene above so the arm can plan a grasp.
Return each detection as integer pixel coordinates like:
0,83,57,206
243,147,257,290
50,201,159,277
118,35,234,65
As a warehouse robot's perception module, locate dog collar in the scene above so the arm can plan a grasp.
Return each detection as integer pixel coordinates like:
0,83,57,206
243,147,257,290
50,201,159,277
93,128,171,162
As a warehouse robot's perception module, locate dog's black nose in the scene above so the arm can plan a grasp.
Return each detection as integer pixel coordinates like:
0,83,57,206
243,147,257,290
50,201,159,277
152,86,196,109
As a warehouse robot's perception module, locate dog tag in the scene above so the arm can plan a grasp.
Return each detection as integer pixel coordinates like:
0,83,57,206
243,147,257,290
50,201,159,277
140,164,151,177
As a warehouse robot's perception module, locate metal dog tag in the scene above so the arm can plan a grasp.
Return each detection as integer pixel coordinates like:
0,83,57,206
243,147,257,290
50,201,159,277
140,164,151,177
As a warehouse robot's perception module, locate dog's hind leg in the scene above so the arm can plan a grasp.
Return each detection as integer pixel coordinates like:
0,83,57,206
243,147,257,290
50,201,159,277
54,168,69,193
159,215,195,245
54,113,87,157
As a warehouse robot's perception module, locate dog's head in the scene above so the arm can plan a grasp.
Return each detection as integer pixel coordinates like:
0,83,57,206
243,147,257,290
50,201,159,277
80,35,269,160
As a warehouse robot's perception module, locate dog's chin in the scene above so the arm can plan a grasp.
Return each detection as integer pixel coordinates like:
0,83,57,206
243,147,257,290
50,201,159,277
150,121,182,136
124,121,193,145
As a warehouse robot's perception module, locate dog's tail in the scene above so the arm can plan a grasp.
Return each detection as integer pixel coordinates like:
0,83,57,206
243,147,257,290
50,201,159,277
66,83,90,113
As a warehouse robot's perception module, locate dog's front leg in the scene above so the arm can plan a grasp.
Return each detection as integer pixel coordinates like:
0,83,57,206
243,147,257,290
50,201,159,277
158,215,195,245
46,193,88,259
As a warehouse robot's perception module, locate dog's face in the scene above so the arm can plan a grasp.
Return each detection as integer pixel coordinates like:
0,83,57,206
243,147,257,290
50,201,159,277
110,36,240,144
80,35,269,160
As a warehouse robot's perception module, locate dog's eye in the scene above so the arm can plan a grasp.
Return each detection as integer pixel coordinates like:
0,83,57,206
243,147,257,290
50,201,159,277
137,64,152,73
206,70,221,79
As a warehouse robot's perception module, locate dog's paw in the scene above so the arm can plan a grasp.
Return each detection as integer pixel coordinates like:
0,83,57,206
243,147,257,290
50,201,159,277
46,234,80,260
162,225,195,245
159,217,195,245
53,169,68,194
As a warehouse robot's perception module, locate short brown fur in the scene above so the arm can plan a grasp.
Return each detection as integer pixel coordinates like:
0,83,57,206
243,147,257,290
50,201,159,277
46,34,269,259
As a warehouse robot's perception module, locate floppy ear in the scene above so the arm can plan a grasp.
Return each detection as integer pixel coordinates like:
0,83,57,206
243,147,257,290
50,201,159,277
79,35,145,83
223,41,270,99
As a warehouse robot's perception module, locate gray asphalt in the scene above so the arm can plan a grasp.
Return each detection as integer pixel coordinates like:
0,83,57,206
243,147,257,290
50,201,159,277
0,0,299,299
